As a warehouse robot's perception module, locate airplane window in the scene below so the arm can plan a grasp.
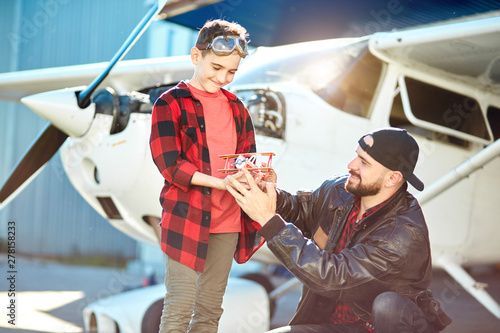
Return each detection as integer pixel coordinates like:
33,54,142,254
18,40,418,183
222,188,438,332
403,77,491,143
233,39,368,86
389,89,470,147
487,106,500,141
314,49,383,118
231,39,381,118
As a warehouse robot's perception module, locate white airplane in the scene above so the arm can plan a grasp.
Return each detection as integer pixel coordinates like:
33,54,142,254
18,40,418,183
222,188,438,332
1,0,500,331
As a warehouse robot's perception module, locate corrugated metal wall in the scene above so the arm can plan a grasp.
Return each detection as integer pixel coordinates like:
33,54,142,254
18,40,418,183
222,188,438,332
0,0,196,259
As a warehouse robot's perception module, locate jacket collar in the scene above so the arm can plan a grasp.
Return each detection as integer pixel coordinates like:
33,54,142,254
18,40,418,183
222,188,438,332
334,176,409,222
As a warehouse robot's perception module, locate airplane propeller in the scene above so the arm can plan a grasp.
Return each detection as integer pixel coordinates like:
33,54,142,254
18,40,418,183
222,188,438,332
0,0,221,208
0,124,68,205
76,2,162,110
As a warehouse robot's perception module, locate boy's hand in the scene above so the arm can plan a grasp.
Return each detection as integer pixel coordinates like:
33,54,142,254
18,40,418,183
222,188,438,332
221,170,249,190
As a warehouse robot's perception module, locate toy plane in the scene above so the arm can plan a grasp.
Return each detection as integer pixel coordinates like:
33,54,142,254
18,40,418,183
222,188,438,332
218,152,275,174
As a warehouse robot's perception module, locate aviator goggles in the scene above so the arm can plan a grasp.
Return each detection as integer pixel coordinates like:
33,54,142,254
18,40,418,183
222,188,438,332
196,36,248,58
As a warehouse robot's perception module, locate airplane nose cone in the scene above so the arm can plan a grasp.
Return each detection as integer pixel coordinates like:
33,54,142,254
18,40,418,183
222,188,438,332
21,87,95,138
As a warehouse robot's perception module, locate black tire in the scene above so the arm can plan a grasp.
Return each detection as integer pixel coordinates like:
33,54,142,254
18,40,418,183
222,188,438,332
141,299,163,333
239,273,277,319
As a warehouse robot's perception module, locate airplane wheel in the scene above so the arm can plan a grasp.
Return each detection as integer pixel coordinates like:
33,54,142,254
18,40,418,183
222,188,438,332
141,299,163,333
240,273,277,319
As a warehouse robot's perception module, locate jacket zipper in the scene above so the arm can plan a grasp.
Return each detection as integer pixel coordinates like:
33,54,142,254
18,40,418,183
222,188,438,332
325,206,346,253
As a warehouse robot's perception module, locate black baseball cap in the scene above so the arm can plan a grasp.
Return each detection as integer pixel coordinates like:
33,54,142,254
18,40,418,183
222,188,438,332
358,128,424,191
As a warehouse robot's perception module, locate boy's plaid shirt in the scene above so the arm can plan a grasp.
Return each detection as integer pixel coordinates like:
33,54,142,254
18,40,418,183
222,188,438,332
150,81,263,272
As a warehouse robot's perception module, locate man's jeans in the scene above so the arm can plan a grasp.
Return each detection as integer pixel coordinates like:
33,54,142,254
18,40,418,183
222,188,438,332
372,292,437,333
267,292,437,333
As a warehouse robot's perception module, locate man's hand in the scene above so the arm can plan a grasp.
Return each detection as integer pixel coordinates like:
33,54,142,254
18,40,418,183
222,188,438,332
226,168,277,226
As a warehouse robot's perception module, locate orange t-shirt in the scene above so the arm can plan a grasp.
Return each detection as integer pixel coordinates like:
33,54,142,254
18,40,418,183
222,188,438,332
189,84,241,233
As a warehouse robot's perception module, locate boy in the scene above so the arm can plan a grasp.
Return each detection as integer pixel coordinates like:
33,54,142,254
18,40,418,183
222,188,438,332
149,19,263,332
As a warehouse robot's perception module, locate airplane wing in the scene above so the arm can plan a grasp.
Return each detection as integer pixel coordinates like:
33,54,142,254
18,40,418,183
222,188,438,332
166,0,500,47
366,12,500,146
0,56,193,103
369,13,500,93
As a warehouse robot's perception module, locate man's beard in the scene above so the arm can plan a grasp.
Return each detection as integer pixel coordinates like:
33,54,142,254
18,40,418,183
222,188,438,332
345,172,384,197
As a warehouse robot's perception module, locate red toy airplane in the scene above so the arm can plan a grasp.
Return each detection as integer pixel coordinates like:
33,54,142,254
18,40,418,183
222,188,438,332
218,152,275,174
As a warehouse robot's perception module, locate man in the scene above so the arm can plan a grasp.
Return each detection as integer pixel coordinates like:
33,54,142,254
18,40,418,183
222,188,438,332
227,128,451,332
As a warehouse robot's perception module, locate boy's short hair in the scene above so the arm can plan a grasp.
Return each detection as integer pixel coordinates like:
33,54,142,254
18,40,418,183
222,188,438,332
196,19,248,57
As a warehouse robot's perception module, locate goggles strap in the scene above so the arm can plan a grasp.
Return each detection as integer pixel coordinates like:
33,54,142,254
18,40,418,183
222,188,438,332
196,42,210,49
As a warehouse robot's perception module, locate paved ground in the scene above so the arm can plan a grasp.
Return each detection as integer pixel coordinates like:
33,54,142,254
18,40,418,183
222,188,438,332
1,256,499,332
0,256,145,332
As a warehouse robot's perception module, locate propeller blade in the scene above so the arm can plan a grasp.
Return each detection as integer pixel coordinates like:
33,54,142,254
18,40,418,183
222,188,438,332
76,1,164,109
0,124,68,206
76,0,222,109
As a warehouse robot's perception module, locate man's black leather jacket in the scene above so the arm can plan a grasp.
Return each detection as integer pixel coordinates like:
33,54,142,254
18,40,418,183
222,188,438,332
258,175,432,324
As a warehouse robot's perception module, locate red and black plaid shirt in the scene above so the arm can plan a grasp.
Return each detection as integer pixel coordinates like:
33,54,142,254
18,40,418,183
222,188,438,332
150,81,263,272
330,197,389,332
